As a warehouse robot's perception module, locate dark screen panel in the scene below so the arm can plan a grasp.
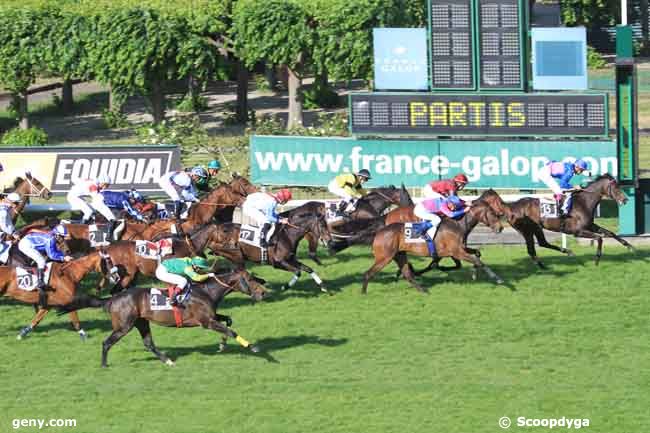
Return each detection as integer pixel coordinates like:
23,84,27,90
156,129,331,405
477,0,523,89
429,0,475,89
349,93,608,136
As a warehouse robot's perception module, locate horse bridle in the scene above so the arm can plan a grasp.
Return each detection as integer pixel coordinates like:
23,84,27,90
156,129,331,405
23,176,49,198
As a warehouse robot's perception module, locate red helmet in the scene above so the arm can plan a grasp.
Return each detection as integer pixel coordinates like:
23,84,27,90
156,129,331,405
453,173,469,184
275,188,292,202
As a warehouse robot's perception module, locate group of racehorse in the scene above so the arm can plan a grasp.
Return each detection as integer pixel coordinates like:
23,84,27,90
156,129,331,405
0,172,635,366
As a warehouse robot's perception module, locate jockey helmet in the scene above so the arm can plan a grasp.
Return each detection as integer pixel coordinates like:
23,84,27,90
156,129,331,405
5,192,22,203
191,166,208,179
574,159,589,171
447,195,463,208
52,224,68,237
128,189,145,203
191,257,210,269
208,160,221,170
356,169,371,180
97,174,112,185
453,173,469,184
275,188,292,203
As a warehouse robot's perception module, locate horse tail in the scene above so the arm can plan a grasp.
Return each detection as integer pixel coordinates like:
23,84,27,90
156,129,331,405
56,295,110,315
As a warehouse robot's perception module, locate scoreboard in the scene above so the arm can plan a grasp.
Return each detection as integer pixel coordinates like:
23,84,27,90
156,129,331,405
349,93,608,137
428,0,525,91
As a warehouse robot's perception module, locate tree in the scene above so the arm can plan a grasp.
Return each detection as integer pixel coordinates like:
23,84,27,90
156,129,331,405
233,0,314,129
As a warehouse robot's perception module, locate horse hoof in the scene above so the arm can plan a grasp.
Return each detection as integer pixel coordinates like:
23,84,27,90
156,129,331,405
496,279,504,285
165,359,176,367
218,343,226,353
101,364,108,368
566,249,575,257
280,285,288,292
17,326,32,340
79,330,88,341
250,345,260,353
225,318,232,327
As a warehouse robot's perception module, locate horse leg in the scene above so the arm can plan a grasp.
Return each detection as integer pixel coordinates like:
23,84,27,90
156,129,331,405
533,226,574,257
214,314,232,351
590,223,637,252
395,252,427,293
277,259,327,294
134,318,173,366
305,233,323,266
575,229,605,265
457,251,505,285
362,254,394,295
17,308,49,340
279,269,301,292
205,317,259,353
68,311,88,341
101,318,136,368
520,225,546,270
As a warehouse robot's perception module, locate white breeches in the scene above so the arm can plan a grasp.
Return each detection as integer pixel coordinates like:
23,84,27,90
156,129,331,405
67,193,115,221
155,265,188,289
242,203,272,226
159,178,182,202
18,239,46,269
422,184,445,199
538,167,563,195
413,204,442,238
328,180,354,201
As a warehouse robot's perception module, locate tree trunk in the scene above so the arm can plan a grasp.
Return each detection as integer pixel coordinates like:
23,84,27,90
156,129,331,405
108,84,119,112
188,74,198,109
287,65,303,130
16,91,29,130
265,63,278,91
150,80,165,124
236,58,249,123
61,79,73,113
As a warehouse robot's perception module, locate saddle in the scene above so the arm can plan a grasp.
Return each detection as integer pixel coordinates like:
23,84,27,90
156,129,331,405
239,224,269,263
404,221,437,257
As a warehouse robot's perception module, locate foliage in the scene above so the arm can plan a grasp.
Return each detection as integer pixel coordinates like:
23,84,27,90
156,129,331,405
254,74,273,93
135,115,208,147
175,94,209,113
246,113,286,135
587,46,608,69
290,112,349,136
101,108,130,129
303,81,341,109
560,0,618,27
0,126,48,146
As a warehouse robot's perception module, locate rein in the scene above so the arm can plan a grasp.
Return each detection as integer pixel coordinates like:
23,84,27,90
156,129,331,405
372,190,394,203
212,275,236,289
21,177,48,198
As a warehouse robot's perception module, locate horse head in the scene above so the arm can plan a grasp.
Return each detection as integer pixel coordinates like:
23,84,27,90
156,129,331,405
584,173,627,205
399,183,414,207
470,200,504,233
288,208,332,244
13,173,52,200
477,189,508,217
234,269,267,302
229,175,257,196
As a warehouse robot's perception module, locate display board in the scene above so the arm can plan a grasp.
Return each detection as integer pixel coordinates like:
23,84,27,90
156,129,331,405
349,92,608,137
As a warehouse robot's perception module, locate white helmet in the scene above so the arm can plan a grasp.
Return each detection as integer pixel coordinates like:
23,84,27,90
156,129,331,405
52,224,68,237
5,192,21,203
97,174,112,184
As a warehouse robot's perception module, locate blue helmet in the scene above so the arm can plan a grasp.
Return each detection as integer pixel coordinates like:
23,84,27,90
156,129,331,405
574,159,589,170
51,224,68,237
128,189,144,203
447,195,463,207
191,166,208,179
208,160,221,170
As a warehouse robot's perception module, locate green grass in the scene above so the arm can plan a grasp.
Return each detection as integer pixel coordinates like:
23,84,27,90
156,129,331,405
1,244,649,433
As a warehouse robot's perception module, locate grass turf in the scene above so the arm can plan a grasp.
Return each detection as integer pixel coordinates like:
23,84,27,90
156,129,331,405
0,243,649,433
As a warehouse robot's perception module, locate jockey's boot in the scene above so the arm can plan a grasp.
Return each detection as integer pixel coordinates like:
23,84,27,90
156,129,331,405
259,223,271,248
36,268,47,308
171,285,191,308
173,201,183,220
557,199,566,218
81,215,94,225
336,200,347,217
107,219,118,241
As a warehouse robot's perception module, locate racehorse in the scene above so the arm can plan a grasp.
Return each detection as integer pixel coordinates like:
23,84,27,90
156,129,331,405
2,173,53,222
300,185,412,265
504,173,633,267
58,270,266,367
209,202,333,293
0,251,107,340
362,199,505,294
94,225,227,292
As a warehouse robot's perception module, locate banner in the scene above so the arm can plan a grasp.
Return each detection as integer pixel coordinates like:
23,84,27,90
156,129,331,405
373,28,428,91
0,145,181,194
251,135,616,189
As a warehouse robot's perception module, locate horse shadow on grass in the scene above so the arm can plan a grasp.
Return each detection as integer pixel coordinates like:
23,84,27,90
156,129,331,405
138,334,348,364
6,317,113,337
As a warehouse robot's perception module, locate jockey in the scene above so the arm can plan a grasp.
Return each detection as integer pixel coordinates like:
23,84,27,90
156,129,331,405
328,169,371,215
67,174,118,238
155,256,214,307
100,189,146,222
423,173,469,199
0,193,21,241
241,188,292,248
190,165,211,191
18,224,73,308
413,195,468,242
158,167,207,219
538,159,590,217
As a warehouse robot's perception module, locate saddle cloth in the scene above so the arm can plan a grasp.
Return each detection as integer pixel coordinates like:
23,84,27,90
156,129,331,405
0,241,11,264
135,239,173,259
15,263,53,291
403,222,429,243
325,201,345,223
540,198,559,218
149,288,173,310
155,202,191,220
239,224,268,262
88,221,125,246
